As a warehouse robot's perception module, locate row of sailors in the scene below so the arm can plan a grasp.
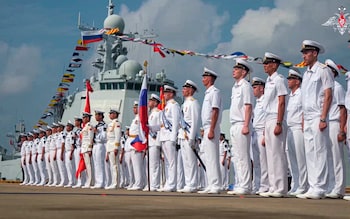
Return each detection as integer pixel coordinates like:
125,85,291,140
19,39,350,201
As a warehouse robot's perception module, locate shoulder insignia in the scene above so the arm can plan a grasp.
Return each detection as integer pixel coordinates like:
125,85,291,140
278,74,284,78
190,97,194,101
171,100,176,104
319,63,327,68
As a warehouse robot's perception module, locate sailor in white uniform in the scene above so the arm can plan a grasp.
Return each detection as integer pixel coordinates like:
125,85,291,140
31,130,40,185
158,85,181,192
219,133,229,191
260,52,288,198
147,94,162,191
49,123,60,186
324,59,346,199
285,69,308,196
25,133,35,185
91,110,107,189
105,108,122,190
19,134,29,185
119,128,131,188
36,128,47,186
44,126,53,186
177,80,200,193
343,72,350,201
297,40,333,199
227,59,254,195
64,120,76,188
81,112,94,189
72,116,84,188
198,67,223,194
56,122,67,187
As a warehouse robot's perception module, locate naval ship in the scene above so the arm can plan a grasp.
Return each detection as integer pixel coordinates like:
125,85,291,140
0,0,176,181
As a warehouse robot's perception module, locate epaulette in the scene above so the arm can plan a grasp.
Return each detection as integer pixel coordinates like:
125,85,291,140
154,108,160,112
189,97,195,101
278,74,284,78
170,100,176,104
319,63,327,69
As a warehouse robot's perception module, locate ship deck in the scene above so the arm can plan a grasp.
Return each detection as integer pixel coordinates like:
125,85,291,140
0,183,349,218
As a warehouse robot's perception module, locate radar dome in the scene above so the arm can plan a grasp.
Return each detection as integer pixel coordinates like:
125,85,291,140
119,60,143,79
115,55,128,67
104,14,125,33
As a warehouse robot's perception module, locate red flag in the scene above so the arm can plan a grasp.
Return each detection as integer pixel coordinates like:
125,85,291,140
75,46,89,51
158,86,165,110
153,43,166,58
75,153,86,179
84,80,93,113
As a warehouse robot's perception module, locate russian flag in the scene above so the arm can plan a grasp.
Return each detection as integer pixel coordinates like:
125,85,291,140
81,30,104,45
131,75,149,152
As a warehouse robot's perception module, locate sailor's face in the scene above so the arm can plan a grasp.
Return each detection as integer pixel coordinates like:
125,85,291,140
302,50,317,66
164,91,173,101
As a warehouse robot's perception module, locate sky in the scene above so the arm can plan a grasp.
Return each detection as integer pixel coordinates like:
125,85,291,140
0,0,349,152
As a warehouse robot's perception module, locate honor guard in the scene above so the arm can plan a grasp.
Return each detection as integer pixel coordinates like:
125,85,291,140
147,94,162,191
37,128,47,186
199,67,223,194
44,126,53,186
49,123,60,186
91,110,107,189
31,130,40,185
56,122,67,187
219,133,229,190
64,120,76,188
19,134,29,185
343,72,350,201
72,116,84,188
105,108,122,190
158,85,181,192
81,112,94,188
26,133,35,185
177,80,201,193
119,126,131,188
228,59,254,195
297,40,333,199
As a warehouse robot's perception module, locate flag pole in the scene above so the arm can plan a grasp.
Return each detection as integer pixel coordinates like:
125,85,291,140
143,60,150,191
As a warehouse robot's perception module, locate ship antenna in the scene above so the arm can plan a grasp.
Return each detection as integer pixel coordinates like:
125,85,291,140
108,0,115,15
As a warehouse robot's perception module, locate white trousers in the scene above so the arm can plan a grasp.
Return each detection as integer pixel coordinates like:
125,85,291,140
49,150,59,185
264,119,288,194
230,124,252,191
303,119,329,195
45,152,53,184
31,154,39,184
25,155,34,183
286,126,308,193
37,153,46,184
219,155,228,189
106,150,119,187
202,128,222,191
124,151,134,187
251,130,261,192
21,157,29,183
56,148,67,185
161,141,177,190
180,139,198,190
148,146,161,189
130,150,144,189
83,152,93,187
197,151,207,189
346,113,350,163
119,153,128,188
92,143,106,187
327,121,345,195
177,147,184,190
65,150,75,186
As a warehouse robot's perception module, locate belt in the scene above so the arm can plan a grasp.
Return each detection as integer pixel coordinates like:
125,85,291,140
128,134,137,138
160,124,164,128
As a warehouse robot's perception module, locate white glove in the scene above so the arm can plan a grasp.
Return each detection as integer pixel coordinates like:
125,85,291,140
188,139,195,149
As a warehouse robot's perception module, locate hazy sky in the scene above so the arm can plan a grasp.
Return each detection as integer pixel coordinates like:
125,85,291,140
0,0,349,151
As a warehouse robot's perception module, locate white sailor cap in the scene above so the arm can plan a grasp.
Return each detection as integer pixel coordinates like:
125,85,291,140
28,132,34,137
133,101,139,107
57,121,65,127
74,115,82,121
39,127,46,132
109,108,120,114
251,77,266,86
182,80,198,91
163,85,177,93
287,68,302,80
149,93,161,102
94,109,104,115
234,58,253,73
346,71,350,81
52,122,59,127
202,67,218,78
300,40,325,54
125,126,130,130
20,133,27,137
46,125,53,130
325,59,339,77
66,120,74,126
82,112,92,117
32,129,40,134
263,52,282,64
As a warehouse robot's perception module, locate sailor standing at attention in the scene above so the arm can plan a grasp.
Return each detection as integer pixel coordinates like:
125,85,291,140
198,67,223,194
64,120,76,188
158,85,181,192
260,52,288,198
44,126,53,186
105,108,122,190
49,123,60,186
343,71,350,201
177,80,200,193
81,112,94,189
297,40,333,199
147,94,162,191
25,133,35,185
19,134,29,185
72,116,84,188
91,110,107,189
56,122,67,187
31,130,41,185
227,59,254,196
36,128,47,186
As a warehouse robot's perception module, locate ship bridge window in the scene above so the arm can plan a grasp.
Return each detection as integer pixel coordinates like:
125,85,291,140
149,84,156,91
106,83,112,90
134,83,141,90
127,82,133,90
118,82,125,89
100,83,106,90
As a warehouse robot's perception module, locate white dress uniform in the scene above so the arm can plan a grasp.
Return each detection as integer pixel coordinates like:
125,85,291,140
49,132,60,186
31,137,40,185
44,133,53,186
105,118,122,189
124,131,134,188
219,139,229,190
148,107,162,191
56,130,67,186
252,91,268,194
92,120,107,188
263,70,288,195
159,97,181,192
345,72,350,166
327,80,346,196
20,140,29,185
197,139,207,190
229,77,254,194
300,59,333,198
286,84,308,195
178,94,200,192
201,82,223,193
128,114,145,190
64,130,76,187
25,139,34,185
37,134,47,185
73,126,84,187
81,121,94,188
